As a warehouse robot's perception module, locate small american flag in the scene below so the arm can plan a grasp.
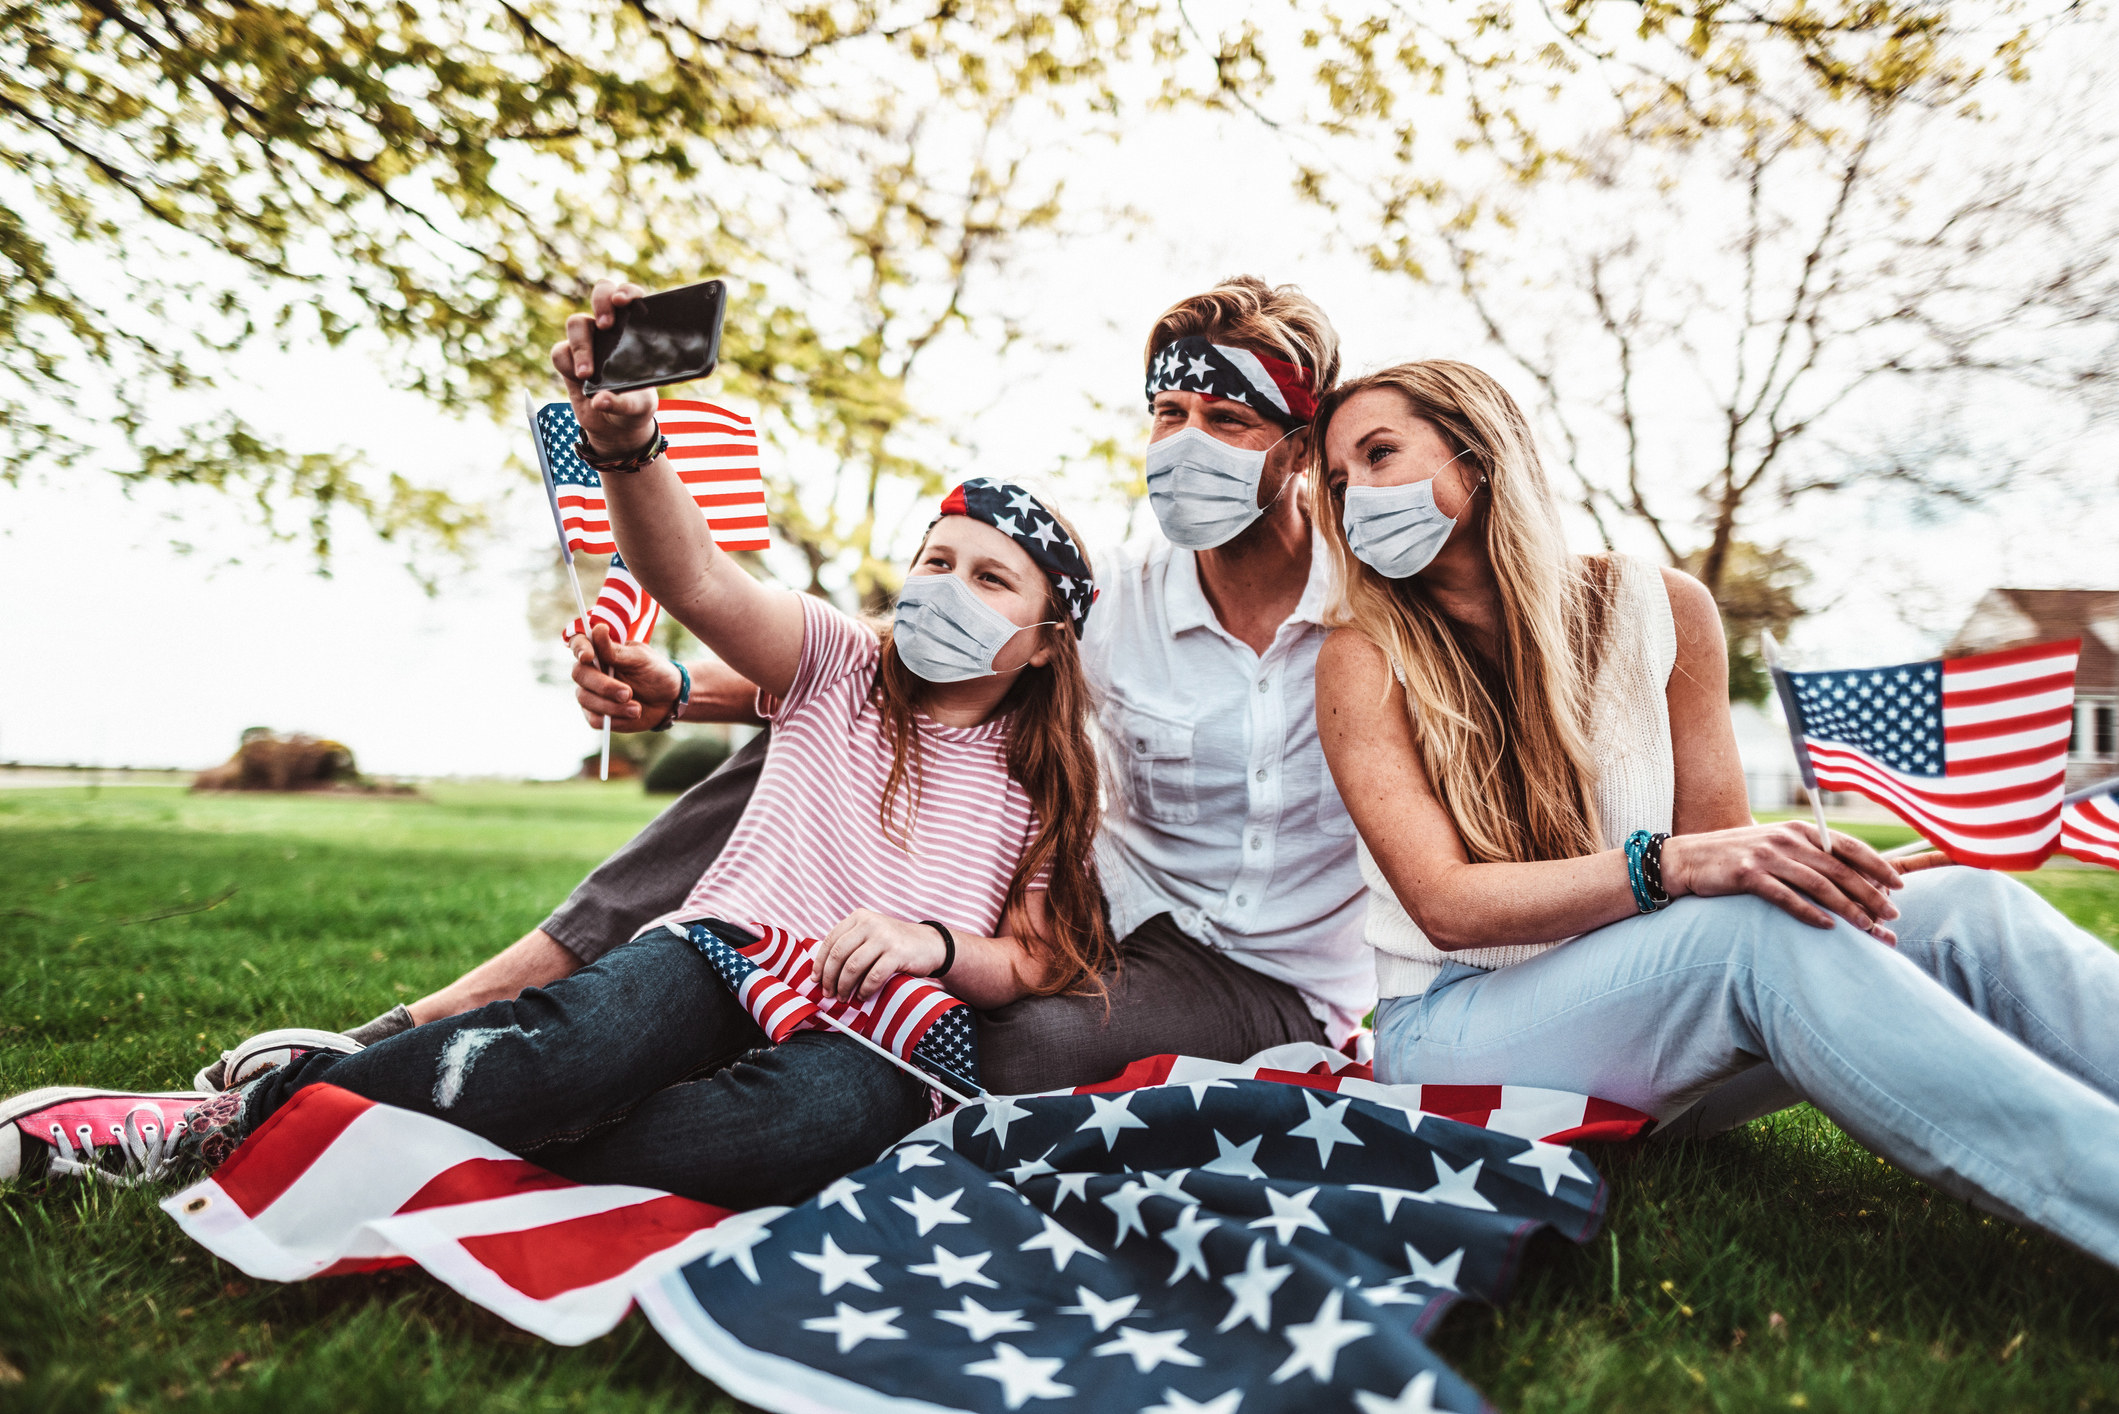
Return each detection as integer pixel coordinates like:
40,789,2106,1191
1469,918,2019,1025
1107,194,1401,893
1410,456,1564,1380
2060,779,2119,869
683,921,981,1102
527,395,769,647
563,553,661,646
1772,639,2080,870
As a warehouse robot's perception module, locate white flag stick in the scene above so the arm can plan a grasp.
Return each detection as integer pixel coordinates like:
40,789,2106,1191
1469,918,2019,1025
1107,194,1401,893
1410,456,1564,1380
566,568,610,782
1761,631,1832,853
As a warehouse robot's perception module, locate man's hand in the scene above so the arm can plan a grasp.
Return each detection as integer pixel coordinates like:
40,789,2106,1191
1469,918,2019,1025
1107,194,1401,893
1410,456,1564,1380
572,624,683,731
550,278,659,456
815,910,949,1004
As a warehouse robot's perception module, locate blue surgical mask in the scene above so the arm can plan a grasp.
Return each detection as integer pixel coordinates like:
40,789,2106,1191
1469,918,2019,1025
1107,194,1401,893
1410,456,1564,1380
1341,451,1481,580
891,572,1052,683
1144,425,1295,551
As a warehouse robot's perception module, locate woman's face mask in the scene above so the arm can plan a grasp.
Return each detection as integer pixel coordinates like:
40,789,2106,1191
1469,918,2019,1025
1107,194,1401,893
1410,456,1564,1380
1144,425,1296,551
891,571,1052,683
1341,450,1481,580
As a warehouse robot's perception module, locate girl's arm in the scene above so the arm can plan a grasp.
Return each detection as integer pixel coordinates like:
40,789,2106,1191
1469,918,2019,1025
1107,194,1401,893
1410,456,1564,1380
552,280,806,698
815,895,1064,1010
1317,572,1904,951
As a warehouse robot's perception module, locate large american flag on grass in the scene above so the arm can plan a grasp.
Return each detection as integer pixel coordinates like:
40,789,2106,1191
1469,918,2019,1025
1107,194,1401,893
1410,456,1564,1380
164,1043,1649,1413
1772,639,2081,870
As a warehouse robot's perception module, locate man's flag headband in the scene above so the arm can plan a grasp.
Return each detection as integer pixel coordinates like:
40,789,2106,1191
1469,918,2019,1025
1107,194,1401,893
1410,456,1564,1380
1145,334,1319,427
936,477,1096,635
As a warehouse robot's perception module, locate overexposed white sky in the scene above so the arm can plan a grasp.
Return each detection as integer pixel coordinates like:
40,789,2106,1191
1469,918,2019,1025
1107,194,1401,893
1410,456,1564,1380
3,30,2115,780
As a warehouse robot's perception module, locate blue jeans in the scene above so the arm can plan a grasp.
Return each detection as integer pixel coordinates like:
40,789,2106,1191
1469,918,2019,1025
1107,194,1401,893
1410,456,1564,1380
1375,868,2119,1266
243,929,928,1209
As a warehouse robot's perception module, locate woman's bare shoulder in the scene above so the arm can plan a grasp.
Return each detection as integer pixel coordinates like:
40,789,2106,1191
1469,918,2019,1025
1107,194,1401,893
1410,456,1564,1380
1318,624,1391,681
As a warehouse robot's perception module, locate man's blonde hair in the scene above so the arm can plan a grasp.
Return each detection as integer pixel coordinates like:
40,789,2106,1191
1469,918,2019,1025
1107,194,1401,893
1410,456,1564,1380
1144,275,1341,393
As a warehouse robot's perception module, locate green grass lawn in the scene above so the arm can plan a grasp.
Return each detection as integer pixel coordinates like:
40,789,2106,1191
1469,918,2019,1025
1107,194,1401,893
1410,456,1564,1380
2,786,2117,1412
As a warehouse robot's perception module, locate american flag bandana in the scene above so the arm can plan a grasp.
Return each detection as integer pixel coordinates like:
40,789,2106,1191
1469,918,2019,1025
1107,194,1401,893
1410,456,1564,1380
1771,639,2080,870
1146,335,1319,427
683,921,981,1102
165,1044,1648,1411
2060,779,2119,869
935,478,1097,636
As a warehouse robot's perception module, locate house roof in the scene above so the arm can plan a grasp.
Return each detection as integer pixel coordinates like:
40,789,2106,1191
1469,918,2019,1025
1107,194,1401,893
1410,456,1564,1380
1946,588,2119,690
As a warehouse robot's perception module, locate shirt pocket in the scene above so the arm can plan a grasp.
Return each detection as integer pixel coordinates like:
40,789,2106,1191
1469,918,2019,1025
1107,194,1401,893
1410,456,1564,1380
1116,702,1199,826
1315,768,1357,837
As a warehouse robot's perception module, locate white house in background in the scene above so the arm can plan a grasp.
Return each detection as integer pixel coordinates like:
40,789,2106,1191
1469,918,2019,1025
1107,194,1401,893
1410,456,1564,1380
1946,588,2119,793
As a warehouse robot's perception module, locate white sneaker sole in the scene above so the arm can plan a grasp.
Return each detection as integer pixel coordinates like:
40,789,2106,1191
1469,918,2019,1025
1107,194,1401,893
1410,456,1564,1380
0,1086,207,1182
215,1027,364,1090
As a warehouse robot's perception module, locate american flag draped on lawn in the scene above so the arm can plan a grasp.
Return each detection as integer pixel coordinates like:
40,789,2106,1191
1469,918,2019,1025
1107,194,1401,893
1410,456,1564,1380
1770,639,2082,870
527,395,770,644
165,1044,1649,1414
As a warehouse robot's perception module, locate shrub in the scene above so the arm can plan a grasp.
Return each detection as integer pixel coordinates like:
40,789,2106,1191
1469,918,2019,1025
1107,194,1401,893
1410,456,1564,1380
642,734,734,794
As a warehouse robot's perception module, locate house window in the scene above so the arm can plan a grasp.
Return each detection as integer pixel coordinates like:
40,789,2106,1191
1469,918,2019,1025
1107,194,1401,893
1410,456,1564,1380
2099,703,2116,757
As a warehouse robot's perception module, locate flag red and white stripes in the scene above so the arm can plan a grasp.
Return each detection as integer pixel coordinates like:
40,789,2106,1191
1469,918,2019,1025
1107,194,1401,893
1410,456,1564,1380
1792,640,2080,870
2061,785,2119,869
661,399,769,553
713,923,964,1065
563,558,661,646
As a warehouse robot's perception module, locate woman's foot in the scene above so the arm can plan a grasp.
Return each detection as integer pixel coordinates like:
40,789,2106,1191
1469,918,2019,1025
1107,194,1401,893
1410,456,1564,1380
0,1088,206,1185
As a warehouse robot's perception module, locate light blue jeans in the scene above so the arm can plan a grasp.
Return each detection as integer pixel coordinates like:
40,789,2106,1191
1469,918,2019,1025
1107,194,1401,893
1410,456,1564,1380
1375,868,2119,1266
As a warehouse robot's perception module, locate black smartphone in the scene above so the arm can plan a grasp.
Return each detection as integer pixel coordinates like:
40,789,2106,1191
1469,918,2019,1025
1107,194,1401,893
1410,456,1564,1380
583,279,726,395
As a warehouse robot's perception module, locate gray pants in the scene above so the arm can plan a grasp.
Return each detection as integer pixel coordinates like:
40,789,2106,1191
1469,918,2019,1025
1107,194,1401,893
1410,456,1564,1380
536,730,1324,1093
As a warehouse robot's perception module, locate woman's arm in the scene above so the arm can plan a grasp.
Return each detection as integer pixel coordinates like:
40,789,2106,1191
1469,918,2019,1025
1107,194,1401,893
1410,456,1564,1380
552,281,805,697
1318,611,1906,950
814,896,1062,1010
1661,568,1752,834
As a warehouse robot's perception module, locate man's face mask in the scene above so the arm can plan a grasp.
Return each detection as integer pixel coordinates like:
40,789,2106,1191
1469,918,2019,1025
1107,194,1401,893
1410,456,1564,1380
1341,449,1481,580
1144,425,1297,551
891,571,1052,683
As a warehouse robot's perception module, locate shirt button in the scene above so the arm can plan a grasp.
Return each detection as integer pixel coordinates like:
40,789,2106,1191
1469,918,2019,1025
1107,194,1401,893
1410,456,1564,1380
1257,679,1270,693
1135,738,1147,752
1235,894,1249,907
1248,837,1262,851
1255,769,1268,782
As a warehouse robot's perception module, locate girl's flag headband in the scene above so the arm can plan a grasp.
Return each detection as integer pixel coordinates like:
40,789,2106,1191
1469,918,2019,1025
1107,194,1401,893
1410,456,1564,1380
937,477,1097,636
1145,335,1319,427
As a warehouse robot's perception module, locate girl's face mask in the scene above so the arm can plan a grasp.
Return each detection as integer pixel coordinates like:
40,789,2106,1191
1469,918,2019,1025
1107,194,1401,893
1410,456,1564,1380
1341,449,1481,580
891,571,1055,683
1144,425,1296,551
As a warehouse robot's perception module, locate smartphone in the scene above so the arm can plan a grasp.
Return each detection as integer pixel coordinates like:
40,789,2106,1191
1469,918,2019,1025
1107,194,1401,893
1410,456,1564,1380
583,279,727,395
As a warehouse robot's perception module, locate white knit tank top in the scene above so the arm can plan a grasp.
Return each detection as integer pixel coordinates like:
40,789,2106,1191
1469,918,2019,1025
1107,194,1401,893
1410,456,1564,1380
1361,554,1678,998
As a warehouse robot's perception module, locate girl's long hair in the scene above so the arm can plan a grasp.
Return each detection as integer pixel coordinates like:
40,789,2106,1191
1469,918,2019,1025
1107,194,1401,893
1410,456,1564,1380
1310,361,1615,864
870,515,1115,995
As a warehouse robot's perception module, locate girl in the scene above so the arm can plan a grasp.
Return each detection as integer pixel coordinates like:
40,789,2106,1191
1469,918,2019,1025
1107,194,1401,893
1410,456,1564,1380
0,282,1112,1209
1310,359,2119,1266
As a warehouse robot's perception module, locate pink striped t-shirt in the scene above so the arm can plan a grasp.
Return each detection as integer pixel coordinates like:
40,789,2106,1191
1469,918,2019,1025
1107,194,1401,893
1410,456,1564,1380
662,595,1044,943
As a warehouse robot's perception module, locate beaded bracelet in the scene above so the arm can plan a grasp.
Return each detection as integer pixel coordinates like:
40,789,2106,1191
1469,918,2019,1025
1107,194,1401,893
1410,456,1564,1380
1623,829,1672,914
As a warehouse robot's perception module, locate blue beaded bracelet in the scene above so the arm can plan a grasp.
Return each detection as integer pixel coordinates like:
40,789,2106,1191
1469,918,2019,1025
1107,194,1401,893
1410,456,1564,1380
651,660,691,732
1623,829,1669,914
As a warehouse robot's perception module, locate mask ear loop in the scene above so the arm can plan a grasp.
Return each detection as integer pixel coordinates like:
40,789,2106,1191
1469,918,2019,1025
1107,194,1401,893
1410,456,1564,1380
1257,422,1310,517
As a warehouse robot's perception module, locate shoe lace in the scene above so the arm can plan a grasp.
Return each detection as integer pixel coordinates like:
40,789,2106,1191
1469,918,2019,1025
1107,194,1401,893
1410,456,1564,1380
47,1106,190,1186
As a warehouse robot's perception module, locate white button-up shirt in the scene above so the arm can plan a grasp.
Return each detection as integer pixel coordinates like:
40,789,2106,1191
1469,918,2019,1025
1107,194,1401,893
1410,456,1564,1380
1080,531,1374,1039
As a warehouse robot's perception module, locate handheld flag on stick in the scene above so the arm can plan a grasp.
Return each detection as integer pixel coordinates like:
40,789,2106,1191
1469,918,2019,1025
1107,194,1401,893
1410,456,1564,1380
2059,776,2119,869
1765,634,2081,871
528,393,769,777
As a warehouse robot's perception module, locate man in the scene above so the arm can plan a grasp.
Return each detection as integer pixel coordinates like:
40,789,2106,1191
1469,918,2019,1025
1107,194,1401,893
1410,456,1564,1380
208,276,1373,1096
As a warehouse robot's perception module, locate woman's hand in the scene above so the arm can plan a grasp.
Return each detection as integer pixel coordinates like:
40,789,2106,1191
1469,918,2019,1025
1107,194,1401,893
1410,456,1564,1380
548,278,658,457
816,910,948,1003
570,624,682,730
1660,822,1905,942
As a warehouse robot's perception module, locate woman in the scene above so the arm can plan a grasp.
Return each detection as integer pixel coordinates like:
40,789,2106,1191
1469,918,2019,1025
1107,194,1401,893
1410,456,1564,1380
0,283,1113,1208
1311,359,2119,1266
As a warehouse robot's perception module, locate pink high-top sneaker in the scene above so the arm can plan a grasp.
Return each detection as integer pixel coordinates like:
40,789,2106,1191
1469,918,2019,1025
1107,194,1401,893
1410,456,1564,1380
0,1087,207,1185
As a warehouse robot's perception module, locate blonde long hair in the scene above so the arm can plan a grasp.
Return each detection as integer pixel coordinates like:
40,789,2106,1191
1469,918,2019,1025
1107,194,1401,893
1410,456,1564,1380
870,508,1115,996
1310,361,1615,864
